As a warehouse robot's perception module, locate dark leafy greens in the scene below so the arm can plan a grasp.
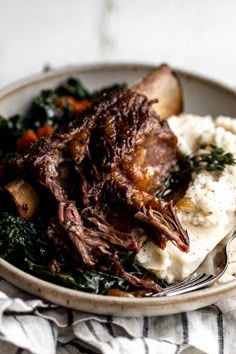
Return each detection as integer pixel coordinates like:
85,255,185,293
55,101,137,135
29,90,73,130
0,211,166,294
0,212,51,264
26,261,128,294
0,115,26,160
57,77,127,100
24,255,167,294
56,77,90,99
0,78,127,161
0,211,128,294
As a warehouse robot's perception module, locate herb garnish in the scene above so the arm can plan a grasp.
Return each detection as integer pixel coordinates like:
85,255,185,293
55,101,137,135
157,143,236,199
184,143,236,173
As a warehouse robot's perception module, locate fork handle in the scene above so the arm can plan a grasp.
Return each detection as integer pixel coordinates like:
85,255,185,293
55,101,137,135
153,275,215,297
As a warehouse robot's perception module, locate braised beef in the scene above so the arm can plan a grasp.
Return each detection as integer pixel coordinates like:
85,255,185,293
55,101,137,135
9,88,189,293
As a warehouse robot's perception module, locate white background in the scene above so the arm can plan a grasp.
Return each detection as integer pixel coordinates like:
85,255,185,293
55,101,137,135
0,0,236,89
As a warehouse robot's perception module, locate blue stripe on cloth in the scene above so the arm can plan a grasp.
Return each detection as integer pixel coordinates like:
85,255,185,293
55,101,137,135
214,305,224,354
181,312,189,344
65,340,101,354
85,321,101,342
143,317,149,337
106,316,116,338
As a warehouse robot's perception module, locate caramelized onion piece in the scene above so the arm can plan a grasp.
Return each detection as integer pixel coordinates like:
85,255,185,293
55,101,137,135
107,288,147,297
175,197,198,212
4,178,40,220
131,64,183,119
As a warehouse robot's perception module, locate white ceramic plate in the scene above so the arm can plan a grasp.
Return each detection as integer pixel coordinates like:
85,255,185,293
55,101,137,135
0,63,236,317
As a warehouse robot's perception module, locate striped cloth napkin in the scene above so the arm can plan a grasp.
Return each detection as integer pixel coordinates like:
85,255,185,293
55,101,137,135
0,278,236,354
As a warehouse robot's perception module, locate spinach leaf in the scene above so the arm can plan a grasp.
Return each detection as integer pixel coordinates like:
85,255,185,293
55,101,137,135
23,254,167,294
56,78,90,100
0,212,167,294
25,260,128,294
0,212,51,265
7,114,30,138
0,116,12,159
0,115,29,160
56,77,127,100
30,90,64,129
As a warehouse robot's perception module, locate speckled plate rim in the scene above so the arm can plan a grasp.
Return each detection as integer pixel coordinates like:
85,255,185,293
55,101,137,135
1,62,236,100
0,62,236,317
1,257,236,316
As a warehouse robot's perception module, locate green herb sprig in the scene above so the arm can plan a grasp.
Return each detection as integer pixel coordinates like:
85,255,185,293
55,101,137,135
185,143,236,173
157,143,236,199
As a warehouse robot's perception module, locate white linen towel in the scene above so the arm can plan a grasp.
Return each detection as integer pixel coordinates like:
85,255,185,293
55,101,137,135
0,278,236,354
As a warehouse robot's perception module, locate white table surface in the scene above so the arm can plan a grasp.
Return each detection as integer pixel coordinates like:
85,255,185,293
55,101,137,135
0,0,236,89
0,4,236,353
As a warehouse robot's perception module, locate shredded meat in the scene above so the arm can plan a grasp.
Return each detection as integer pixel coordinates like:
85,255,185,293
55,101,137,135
9,88,189,293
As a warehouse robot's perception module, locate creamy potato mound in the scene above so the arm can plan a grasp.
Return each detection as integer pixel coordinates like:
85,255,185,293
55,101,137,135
137,114,236,283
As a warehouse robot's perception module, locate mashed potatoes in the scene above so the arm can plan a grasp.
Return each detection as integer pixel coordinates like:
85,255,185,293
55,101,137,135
136,114,236,284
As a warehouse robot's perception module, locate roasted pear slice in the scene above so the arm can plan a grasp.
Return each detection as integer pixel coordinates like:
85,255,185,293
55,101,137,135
131,64,183,119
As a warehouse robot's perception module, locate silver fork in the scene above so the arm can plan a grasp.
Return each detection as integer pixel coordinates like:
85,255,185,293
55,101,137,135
146,228,236,297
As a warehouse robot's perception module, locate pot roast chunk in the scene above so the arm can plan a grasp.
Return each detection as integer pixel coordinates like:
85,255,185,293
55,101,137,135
8,87,189,290
88,89,178,194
